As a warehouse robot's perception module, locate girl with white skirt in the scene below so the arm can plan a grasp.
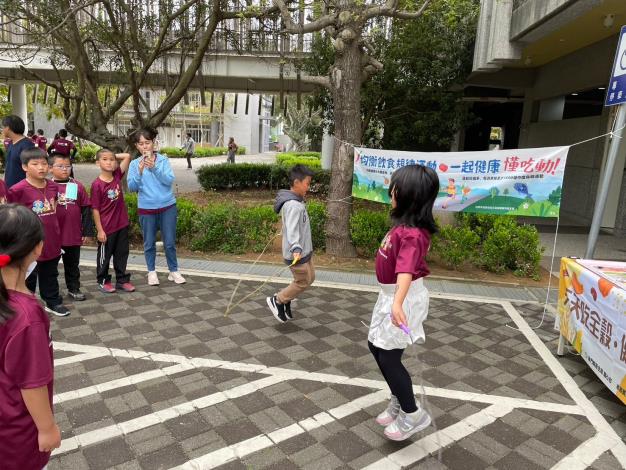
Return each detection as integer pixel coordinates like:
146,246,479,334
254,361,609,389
368,164,440,441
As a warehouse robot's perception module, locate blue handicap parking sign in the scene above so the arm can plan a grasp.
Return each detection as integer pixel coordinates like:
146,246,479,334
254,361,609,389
606,26,626,106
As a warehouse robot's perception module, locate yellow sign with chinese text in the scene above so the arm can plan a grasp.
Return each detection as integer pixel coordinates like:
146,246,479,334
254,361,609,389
558,258,626,404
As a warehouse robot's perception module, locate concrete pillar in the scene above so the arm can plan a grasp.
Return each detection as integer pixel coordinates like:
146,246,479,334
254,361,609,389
10,83,28,128
321,131,333,170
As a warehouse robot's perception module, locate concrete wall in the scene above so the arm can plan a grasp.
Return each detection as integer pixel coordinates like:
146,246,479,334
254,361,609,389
32,104,65,140
522,114,609,224
223,93,269,154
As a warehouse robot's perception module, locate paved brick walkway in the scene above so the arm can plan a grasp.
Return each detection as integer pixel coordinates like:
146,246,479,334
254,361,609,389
46,267,625,469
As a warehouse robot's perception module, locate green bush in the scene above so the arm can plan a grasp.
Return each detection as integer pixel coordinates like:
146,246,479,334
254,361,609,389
239,205,279,252
350,209,390,255
176,198,201,241
160,146,246,158
481,217,544,279
431,225,480,268
188,204,277,254
455,213,497,243
196,163,330,194
75,144,100,163
276,152,321,169
307,201,327,251
123,193,142,241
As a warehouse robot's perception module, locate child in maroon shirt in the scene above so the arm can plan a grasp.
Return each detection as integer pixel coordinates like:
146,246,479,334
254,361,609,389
50,153,94,301
0,179,7,204
91,149,134,293
8,148,70,317
367,164,439,442
0,204,61,469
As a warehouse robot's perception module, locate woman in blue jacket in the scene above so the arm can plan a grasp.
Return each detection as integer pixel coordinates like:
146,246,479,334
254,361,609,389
127,128,186,286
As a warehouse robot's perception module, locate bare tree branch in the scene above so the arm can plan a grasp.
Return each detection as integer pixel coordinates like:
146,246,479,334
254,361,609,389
364,0,431,20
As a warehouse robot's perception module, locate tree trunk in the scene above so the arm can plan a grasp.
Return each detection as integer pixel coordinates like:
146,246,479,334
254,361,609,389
324,38,361,257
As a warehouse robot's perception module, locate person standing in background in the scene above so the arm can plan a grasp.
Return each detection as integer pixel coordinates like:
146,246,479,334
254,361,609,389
34,129,48,151
227,137,238,164
181,132,195,170
2,115,35,188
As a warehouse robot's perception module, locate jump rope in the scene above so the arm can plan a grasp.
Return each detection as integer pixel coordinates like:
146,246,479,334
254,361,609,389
224,220,442,460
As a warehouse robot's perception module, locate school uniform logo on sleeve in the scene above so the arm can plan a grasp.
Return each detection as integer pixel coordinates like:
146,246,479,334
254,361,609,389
378,231,392,258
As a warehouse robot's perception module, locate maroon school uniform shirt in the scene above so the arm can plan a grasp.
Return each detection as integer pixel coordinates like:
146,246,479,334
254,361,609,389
34,135,48,151
0,290,54,470
55,178,91,246
91,168,129,235
48,138,75,157
0,179,7,204
375,225,431,284
8,179,62,262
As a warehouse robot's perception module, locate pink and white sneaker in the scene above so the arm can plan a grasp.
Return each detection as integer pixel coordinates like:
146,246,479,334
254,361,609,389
384,407,431,441
376,395,400,426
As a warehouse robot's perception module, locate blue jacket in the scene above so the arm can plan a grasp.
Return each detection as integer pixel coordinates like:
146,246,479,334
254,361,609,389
5,137,34,188
127,153,176,209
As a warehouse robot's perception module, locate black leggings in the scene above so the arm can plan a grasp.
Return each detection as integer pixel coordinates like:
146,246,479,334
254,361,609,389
368,341,417,413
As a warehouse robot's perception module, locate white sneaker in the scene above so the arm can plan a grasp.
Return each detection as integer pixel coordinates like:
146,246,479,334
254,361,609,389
147,271,160,286
168,271,186,284
376,395,400,426
384,407,431,441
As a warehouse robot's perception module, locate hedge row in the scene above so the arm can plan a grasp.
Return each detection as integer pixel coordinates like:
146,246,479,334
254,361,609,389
71,144,247,163
159,146,246,158
275,152,322,169
123,194,544,278
196,163,331,194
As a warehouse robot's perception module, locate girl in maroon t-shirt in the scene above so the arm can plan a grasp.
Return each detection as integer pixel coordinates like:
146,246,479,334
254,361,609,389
368,164,439,442
0,204,61,469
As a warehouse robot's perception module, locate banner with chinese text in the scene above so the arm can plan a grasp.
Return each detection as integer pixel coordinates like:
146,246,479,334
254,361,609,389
353,146,569,217
558,258,626,404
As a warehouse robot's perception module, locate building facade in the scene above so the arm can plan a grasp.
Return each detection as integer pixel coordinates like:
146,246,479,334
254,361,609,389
466,0,626,237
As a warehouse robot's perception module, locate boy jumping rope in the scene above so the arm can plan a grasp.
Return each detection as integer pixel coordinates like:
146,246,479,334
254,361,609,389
267,164,315,323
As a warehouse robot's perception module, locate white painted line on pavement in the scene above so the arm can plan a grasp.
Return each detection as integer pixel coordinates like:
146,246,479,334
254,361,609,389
174,390,389,469
53,375,285,456
53,342,584,415
54,363,196,404
362,404,513,470
54,352,107,366
501,301,626,467
550,434,613,470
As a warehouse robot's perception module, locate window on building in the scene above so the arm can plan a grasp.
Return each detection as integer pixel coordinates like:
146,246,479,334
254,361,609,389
563,88,604,120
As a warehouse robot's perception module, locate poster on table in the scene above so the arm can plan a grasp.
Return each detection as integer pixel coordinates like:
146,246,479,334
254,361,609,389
558,258,626,404
352,146,569,218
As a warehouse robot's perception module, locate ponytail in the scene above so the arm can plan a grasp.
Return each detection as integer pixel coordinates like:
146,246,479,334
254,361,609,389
0,204,44,322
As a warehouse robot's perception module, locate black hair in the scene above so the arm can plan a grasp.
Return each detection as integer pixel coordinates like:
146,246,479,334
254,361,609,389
20,147,48,166
48,152,70,166
0,204,45,322
186,132,192,138
132,127,158,143
388,164,439,234
26,130,34,137
37,129,44,135
1,115,25,135
288,164,315,187
59,128,68,138
95,148,114,161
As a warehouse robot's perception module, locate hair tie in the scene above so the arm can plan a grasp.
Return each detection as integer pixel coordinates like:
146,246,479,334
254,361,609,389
0,254,11,267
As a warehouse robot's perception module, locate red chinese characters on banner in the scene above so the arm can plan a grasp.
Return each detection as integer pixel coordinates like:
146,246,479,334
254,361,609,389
504,156,561,175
